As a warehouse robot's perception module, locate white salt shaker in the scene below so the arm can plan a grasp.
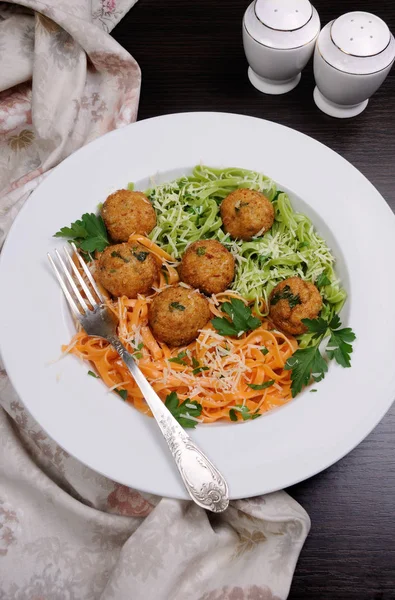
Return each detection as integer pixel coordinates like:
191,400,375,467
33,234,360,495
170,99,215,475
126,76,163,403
242,0,321,95
314,12,395,118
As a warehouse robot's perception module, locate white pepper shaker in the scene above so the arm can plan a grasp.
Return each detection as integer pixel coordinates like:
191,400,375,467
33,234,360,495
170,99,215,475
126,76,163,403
243,0,321,95
314,12,395,118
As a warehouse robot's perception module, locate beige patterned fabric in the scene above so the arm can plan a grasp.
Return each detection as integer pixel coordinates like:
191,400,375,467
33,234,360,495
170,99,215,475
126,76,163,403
0,1,310,598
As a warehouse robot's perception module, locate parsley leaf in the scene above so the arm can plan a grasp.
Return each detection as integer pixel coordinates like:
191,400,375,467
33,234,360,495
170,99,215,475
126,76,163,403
326,327,356,368
165,392,202,428
54,213,109,258
261,347,269,356
271,285,301,309
169,351,188,365
229,409,238,421
285,314,356,397
87,370,98,378
191,356,209,375
115,389,128,401
228,405,261,421
212,298,261,338
248,380,275,391
196,247,206,256
302,317,329,339
285,346,328,397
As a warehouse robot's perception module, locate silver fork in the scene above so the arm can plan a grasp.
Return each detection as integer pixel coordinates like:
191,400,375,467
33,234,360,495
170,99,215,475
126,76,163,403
48,243,229,513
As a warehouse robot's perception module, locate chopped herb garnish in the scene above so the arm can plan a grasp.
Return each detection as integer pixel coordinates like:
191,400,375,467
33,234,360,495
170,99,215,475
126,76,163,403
133,250,148,262
270,285,301,309
87,370,98,378
258,254,270,268
196,247,206,256
228,405,261,421
248,379,275,391
229,409,238,422
115,389,128,401
110,269,117,273
127,182,135,191
111,250,130,263
165,392,202,428
299,241,309,248
169,351,188,364
285,315,356,397
310,389,318,393
191,356,208,374
193,365,209,375
235,201,249,214
211,298,261,338
162,268,169,284
316,273,331,287
272,190,284,202
169,302,186,312
54,213,109,260
261,347,269,356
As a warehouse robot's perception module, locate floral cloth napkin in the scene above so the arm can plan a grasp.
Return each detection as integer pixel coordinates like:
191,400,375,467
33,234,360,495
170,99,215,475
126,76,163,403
0,1,310,598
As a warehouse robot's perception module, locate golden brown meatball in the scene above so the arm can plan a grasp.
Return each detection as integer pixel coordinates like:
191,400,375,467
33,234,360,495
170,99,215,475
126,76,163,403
102,189,156,242
178,240,235,295
98,242,158,298
148,286,211,347
269,277,322,335
220,188,275,241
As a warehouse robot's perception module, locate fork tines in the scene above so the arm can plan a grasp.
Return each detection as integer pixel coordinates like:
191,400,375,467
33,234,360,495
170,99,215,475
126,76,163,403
47,244,104,317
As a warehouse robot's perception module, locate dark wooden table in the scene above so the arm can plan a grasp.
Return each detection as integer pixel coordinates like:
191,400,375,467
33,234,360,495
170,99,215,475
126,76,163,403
113,2,395,598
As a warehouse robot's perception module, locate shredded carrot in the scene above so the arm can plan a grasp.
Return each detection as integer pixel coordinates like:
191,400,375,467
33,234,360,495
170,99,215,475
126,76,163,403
64,237,298,422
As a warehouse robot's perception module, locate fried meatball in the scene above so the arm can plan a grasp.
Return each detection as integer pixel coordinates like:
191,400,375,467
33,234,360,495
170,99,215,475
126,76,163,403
98,242,158,298
102,189,156,242
220,188,275,241
178,240,235,295
269,277,322,336
148,286,211,347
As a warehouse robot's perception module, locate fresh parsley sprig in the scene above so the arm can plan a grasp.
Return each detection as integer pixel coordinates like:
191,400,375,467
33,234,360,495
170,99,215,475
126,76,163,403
165,392,202,428
285,315,356,397
54,213,109,259
211,298,261,337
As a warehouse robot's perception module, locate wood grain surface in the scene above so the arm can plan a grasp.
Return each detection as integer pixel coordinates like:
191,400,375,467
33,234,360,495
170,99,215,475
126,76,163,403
112,1,395,597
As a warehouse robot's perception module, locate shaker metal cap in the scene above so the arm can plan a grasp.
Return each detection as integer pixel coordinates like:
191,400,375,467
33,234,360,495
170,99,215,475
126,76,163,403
244,0,320,50
318,12,395,75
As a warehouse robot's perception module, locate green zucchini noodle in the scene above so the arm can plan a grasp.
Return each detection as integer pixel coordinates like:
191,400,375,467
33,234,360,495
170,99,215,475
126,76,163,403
145,165,346,348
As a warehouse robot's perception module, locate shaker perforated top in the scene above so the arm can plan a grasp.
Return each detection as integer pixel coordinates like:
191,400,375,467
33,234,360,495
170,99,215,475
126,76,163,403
255,0,312,31
245,0,320,49
331,12,391,57
317,12,395,75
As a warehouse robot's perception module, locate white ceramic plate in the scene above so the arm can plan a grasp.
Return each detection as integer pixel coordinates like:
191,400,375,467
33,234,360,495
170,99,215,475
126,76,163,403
1,112,395,500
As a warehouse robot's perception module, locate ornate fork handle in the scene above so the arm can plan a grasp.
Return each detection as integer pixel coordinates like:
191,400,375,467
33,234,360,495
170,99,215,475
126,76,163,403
108,336,229,513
